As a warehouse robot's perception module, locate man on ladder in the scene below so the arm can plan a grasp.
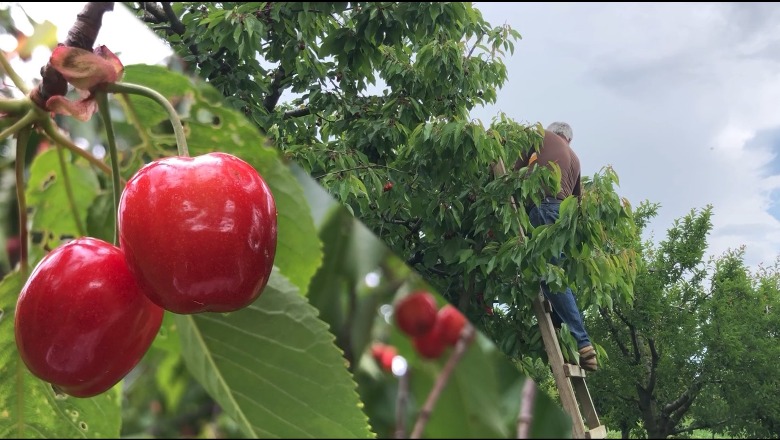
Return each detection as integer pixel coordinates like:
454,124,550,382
515,121,598,372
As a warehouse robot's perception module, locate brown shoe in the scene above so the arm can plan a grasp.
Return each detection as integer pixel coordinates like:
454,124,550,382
578,346,598,372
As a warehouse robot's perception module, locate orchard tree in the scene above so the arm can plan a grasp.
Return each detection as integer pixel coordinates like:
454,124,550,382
0,3,576,438
694,250,780,438
132,1,639,364
587,204,780,438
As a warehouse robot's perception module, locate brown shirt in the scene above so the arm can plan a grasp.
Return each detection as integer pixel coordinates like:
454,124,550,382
513,131,581,201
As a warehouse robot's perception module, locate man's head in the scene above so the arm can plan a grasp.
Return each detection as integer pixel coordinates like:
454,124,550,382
546,121,573,143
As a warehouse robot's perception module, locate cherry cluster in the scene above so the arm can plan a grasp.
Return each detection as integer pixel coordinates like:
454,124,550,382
14,153,278,398
394,291,467,360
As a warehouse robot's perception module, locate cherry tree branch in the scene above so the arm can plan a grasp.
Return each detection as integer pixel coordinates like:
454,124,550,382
516,377,537,439
410,324,476,439
30,2,114,109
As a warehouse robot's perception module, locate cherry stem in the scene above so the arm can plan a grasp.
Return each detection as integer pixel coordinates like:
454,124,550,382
0,51,30,95
96,91,121,244
54,143,86,237
516,377,537,439
0,110,37,142
41,118,114,178
105,82,189,157
14,127,31,274
0,97,30,114
409,324,476,439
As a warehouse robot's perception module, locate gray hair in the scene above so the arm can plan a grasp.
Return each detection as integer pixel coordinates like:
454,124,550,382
546,121,573,142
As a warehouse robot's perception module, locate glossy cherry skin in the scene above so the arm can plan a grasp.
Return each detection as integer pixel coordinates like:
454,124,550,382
436,304,467,346
394,291,438,337
14,237,164,398
118,152,278,314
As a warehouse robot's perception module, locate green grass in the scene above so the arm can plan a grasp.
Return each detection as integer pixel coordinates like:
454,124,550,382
605,427,735,439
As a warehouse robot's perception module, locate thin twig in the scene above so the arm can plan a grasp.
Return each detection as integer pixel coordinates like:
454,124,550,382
161,2,185,34
30,2,115,109
283,107,311,119
465,31,485,59
410,324,476,439
0,52,30,94
0,97,29,113
0,110,37,142
15,127,31,274
395,370,410,439
138,2,166,23
516,377,537,439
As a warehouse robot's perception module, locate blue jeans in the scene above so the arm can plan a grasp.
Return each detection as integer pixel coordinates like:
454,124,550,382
528,198,592,349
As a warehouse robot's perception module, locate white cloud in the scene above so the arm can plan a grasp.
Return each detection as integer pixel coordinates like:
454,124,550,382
470,2,780,270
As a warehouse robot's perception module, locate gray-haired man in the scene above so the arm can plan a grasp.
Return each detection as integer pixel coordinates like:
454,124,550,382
514,122,597,371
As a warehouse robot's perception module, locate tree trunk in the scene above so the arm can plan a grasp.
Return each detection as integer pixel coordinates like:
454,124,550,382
636,385,672,439
620,421,630,439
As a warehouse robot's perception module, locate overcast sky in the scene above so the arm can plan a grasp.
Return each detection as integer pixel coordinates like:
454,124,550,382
10,2,780,270
472,2,780,270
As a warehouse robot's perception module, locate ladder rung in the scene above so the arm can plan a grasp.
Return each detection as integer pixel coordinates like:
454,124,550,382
564,363,587,378
533,291,604,438
585,425,607,439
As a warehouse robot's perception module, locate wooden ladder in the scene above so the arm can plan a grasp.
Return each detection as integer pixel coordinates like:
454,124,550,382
532,291,606,439
489,158,605,438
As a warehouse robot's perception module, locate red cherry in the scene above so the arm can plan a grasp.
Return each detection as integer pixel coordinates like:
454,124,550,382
380,346,397,372
383,182,393,192
370,342,397,372
412,326,447,360
436,304,467,346
371,342,386,361
14,237,163,397
394,291,438,337
118,152,278,314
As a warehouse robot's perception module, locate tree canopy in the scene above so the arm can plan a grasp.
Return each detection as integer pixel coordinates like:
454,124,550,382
132,1,639,363
588,204,780,438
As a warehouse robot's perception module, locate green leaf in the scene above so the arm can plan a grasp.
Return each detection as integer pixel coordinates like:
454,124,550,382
249,150,324,295
26,149,100,257
175,268,374,438
120,64,323,295
85,192,115,244
307,204,392,365
0,272,121,438
153,350,188,412
151,311,181,354
400,333,571,438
